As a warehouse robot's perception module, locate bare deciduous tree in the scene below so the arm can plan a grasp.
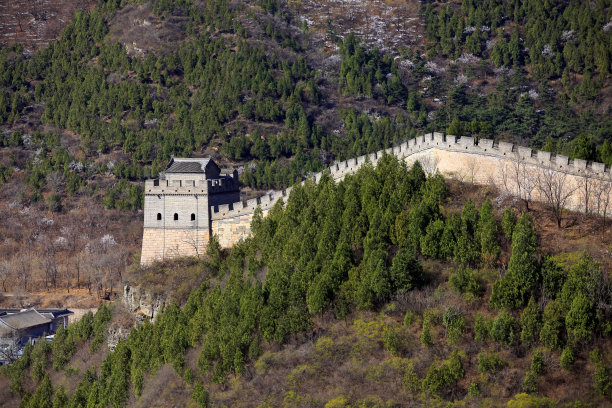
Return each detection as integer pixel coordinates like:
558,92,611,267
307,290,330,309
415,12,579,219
0,332,20,364
536,166,579,228
418,154,440,177
464,156,480,184
14,253,32,292
42,240,59,290
578,172,596,215
182,232,204,260
499,158,536,211
510,155,537,210
0,261,10,292
592,177,612,229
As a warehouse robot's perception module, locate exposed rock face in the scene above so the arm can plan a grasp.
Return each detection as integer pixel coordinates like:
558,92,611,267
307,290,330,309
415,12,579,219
122,284,167,322
107,325,132,351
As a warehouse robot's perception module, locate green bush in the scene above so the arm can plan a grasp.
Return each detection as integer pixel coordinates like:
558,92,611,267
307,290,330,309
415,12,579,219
520,296,542,347
530,351,546,376
491,310,519,346
541,257,565,299
422,350,464,395
449,267,482,298
590,348,611,397
389,247,424,293
477,352,507,374
383,327,400,355
560,346,574,371
192,381,209,407
46,193,62,212
442,307,465,345
501,207,517,240
565,292,596,344
539,300,565,350
468,381,480,397
420,322,433,347
52,327,76,371
522,370,538,393
474,313,491,342
490,214,539,309
403,310,417,326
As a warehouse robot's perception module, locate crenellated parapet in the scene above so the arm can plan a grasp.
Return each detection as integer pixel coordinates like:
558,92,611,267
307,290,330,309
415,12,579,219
322,133,611,182
143,137,612,261
210,189,291,221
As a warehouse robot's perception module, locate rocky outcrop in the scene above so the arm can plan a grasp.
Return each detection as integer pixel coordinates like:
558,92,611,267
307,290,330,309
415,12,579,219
107,325,132,351
122,284,167,322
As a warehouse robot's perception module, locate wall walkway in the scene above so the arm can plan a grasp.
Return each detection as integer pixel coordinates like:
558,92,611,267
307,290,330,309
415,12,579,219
210,132,612,248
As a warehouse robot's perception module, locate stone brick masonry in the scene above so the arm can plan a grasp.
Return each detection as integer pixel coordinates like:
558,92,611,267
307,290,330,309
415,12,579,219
141,133,612,266
141,228,210,265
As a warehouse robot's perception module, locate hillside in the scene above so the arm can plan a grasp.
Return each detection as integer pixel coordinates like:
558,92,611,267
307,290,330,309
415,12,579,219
0,0,611,305
0,0,611,406
1,157,611,407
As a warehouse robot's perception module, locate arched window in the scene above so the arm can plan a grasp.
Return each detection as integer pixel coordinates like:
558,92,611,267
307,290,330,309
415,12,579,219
157,213,162,220
191,213,195,221
174,213,178,221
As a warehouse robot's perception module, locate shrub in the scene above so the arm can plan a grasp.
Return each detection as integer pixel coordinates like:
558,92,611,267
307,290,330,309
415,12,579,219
590,348,611,397
541,257,565,299
474,313,491,342
402,363,420,393
383,327,400,355
324,396,351,408
491,310,519,346
530,350,546,375
52,327,76,371
420,322,433,347
422,350,464,395
501,207,517,239
449,267,483,298
421,219,444,258
132,368,144,396
522,370,537,393
477,352,507,374
184,367,194,385
442,307,465,345
539,300,565,350
315,336,335,361
507,393,556,407
565,292,596,343
192,381,209,408
46,193,62,212
520,296,542,347
560,346,574,371
468,381,480,397
490,214,539,309
390,247,424,292
403,310,417,326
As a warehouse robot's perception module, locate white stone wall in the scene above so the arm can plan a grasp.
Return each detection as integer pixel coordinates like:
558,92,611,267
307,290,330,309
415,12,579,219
141,133,612,264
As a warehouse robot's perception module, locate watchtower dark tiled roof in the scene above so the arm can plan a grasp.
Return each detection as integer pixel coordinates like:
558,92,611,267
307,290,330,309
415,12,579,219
165,158,211,173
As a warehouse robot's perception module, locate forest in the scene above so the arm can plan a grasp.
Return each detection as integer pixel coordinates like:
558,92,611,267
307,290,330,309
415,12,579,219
0,0,611,209
0,0,611,405
2,156,611,407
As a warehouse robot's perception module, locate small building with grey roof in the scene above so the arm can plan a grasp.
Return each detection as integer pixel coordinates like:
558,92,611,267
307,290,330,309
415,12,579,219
0,308,73,348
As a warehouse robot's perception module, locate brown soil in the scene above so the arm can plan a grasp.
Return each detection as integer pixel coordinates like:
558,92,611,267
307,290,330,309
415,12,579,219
0,0,95,51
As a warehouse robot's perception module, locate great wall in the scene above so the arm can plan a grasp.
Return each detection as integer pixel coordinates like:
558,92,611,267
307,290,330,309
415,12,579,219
140,132,612,265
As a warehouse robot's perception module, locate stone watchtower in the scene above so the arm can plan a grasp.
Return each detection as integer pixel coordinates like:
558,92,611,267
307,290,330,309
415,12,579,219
140,158,239,265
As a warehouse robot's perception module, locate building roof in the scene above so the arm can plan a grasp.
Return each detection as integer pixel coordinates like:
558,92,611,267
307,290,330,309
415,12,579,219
0,309,51,330
165,158,211,174
0,309,74,319
39,309,74,319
